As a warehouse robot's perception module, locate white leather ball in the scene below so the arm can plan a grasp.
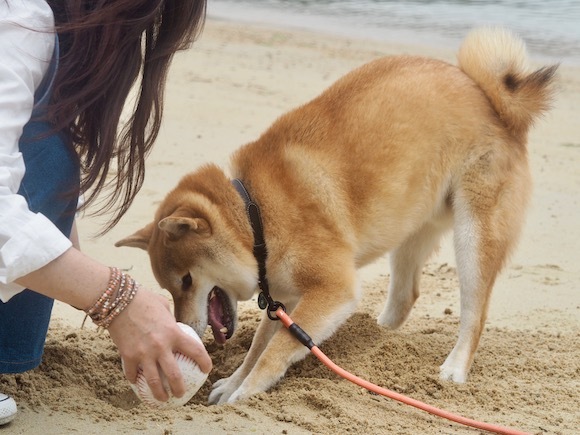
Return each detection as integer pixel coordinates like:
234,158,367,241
124,322,208,409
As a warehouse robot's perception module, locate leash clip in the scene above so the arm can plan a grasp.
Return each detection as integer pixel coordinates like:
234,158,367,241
258,291,286,320
266,300,286,321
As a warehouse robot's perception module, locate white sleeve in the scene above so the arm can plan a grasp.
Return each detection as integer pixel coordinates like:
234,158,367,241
0,1,73,302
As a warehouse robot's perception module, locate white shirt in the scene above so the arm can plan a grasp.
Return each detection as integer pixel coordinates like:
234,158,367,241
0,0,73,302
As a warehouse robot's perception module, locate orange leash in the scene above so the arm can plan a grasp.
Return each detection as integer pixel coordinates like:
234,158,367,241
275,307,530,435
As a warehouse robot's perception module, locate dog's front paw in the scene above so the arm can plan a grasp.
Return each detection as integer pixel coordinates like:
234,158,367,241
208,375,243,405
210,377,228,391
439,358,468,383
377,309,404,330
225,385,249,404
209,375,269,404
225,379,267,403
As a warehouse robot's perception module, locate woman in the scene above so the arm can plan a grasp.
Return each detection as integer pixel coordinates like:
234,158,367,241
0,0,211,424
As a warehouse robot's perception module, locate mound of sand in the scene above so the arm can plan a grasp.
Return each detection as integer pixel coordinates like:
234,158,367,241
2,265,578,434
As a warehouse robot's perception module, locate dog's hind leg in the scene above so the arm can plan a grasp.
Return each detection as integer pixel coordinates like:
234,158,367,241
440,158,530,382
378,216,451,329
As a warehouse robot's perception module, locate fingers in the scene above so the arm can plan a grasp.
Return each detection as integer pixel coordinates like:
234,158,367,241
175,327,213,374
157,324,213,397
141,355,183,401
188,339,213,374
157,349,186,399
155,323,194,399
122,352,187,401
122,343,186,401
121,356,138,384
140,328,212,400
108,288,212,402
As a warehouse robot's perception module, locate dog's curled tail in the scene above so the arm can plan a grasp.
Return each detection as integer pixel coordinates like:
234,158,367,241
457,27,558,141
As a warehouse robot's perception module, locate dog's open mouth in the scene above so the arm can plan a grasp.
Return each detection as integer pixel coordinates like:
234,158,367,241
207,286,234,344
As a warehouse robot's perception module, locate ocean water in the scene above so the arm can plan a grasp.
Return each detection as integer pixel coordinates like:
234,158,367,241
207,0,580,64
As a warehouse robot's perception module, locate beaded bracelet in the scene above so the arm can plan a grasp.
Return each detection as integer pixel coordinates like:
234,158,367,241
86,267,121,319
85,267,139,328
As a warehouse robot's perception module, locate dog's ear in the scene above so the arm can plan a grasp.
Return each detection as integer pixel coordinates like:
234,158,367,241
158,216,211,240
114,222,154,250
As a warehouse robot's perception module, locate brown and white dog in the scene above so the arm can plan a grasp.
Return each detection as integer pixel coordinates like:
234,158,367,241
116,28,557,404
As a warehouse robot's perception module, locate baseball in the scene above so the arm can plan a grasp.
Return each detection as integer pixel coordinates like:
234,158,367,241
124,322,209,409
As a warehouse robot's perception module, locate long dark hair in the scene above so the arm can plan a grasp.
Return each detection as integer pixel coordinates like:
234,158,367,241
46,0,206,234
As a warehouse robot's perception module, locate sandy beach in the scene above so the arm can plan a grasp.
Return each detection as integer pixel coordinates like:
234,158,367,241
1,17,579,435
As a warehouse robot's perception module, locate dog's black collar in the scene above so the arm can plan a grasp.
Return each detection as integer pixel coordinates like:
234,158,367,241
231,178,285,320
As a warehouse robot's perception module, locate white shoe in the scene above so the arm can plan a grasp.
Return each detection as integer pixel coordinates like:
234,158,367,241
0,393,17,425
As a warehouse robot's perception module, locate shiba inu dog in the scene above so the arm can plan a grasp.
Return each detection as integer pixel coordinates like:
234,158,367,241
116,27,557,404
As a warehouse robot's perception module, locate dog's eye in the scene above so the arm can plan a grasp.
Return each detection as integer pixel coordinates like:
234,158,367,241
181,273,192,291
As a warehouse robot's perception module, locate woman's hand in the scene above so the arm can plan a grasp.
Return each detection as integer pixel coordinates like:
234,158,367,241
106,288,212,401
16,247,212,402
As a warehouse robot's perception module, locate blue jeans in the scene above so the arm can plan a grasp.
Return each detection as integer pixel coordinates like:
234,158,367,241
0,39,80,373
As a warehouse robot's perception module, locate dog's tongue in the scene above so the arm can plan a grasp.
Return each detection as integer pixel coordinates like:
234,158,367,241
208,291,227,344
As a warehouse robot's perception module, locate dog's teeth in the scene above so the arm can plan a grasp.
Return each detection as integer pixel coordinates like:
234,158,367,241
209,292,215,300
219,327,228,334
